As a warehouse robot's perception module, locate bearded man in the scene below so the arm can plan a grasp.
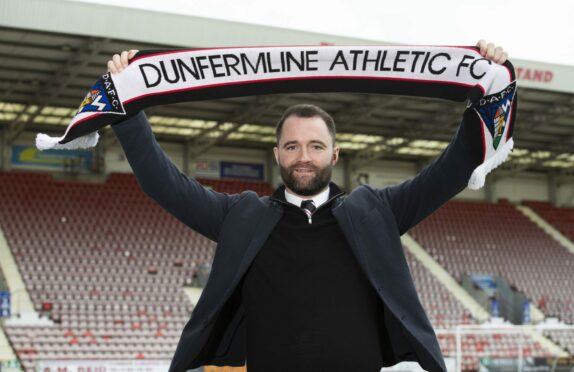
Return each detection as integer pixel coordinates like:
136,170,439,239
108,40,508,372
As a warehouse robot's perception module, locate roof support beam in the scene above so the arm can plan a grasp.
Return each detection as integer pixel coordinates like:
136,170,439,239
332,96,398,132
5,36,109,144
515,95,574,153
350,102,463,169
0,127,8,171
187,95,288,158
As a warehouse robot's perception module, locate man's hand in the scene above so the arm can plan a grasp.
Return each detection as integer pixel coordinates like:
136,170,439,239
476,40,508,65
107,49,139,74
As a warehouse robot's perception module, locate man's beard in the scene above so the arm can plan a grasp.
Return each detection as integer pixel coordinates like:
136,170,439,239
280,162,332,196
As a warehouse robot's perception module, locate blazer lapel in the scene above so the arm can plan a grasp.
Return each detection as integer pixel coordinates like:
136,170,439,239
227,201,283,293
331,201,375,286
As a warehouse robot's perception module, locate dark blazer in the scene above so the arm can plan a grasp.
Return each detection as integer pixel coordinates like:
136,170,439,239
112,109,483,372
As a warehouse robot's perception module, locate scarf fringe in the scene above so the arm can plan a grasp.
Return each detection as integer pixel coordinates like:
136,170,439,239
468,138,513,190
36,132,100,150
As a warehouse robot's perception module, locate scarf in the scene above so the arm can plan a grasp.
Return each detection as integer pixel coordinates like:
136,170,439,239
35,45,517,189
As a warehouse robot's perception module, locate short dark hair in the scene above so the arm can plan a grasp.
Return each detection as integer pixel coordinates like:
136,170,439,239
275,104,336,145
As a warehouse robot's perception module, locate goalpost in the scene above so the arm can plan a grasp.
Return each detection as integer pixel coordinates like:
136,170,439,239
435,323,574,372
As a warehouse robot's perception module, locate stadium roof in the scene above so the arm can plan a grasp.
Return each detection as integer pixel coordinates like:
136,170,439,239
1,0,574,174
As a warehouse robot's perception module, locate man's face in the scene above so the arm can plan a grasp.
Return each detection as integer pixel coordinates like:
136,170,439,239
273,115,339,197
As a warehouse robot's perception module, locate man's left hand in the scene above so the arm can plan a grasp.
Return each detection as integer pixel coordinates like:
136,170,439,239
476,40,508,64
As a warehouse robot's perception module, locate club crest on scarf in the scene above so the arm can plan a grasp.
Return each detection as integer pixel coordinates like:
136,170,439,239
76,73,125,116
473,82,516,150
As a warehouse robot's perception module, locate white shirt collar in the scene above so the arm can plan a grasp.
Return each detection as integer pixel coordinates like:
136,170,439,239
284,185,330,208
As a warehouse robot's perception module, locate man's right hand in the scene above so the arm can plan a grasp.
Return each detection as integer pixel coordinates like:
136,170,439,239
107,49,139,74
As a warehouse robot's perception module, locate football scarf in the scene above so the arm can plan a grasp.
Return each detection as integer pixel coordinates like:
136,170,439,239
35,45,517,189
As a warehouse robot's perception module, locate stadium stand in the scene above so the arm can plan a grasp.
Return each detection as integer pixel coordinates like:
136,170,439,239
410,199,574,325
2,0,574,369
0,171,568,370
404,249,474,329
521,201,574,355
404,249,552,370
0,171,225,370
409,198,574,365
197,178,274,196
543,329,574,355
523,201,574,244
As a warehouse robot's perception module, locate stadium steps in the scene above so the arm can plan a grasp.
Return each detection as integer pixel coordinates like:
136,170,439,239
522,327,569,357
183,286,203,307
403,227,547,323
516,205,574,256
401,233,490,322
0,326,18,368
0,229,35,315
402,232,569,358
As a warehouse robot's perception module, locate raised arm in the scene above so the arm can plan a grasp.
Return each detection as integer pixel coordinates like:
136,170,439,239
108,51,241,242
378,108,483,235
378,40,509,235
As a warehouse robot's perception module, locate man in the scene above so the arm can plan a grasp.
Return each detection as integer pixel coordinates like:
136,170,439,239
108,41,508,372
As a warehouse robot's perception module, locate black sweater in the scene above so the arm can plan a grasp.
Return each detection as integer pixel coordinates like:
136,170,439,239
241,185,386,372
